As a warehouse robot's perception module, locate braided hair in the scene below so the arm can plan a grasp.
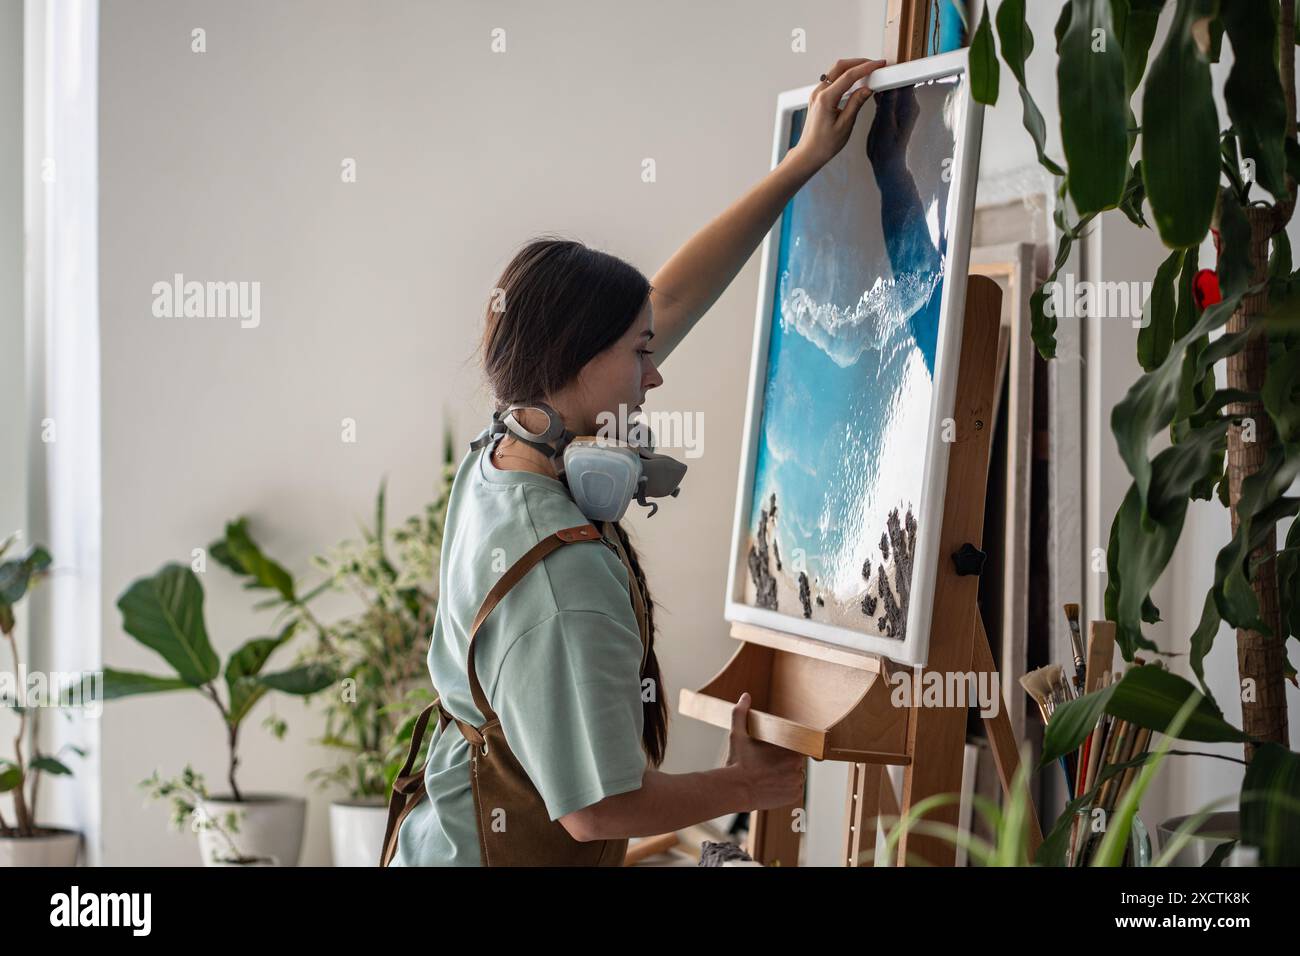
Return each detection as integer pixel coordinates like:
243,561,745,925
609,519,669,768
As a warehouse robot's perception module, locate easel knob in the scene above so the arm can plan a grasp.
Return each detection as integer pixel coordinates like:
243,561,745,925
951,542,986,577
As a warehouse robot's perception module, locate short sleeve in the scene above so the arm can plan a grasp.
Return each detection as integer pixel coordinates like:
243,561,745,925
490,608,647,821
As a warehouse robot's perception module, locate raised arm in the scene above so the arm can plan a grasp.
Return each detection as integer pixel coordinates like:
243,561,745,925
650,57,888,364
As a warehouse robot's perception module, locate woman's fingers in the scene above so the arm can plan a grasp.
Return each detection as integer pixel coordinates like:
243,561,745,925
818,58,887,109
820,56,873,87
834,84,875,133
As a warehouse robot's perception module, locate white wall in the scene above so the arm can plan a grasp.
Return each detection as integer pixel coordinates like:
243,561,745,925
97,0,878,864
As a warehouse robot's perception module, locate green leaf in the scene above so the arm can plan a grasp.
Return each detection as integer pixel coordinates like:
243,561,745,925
1107,420,1229,657
1040,682,1117,766
1118,159,1149,228
256,662,336,696
0,545,53,604
0,761,20,792
1187,588,1223,700
969,3,999,105
1136,249,1180,370
1221,2,1288,201
995,0,1066,181
1031,221,1096,360
29,755,72,776
1105,666,1249,743
117,564,220,685
1217,185,1254,298
1240,742,1300,865
1111,275,1249,514
1278,516,1300,641
1262,337,1300,452
1212,446,1300,633
76,668,193,702
214,518,296,602
226,622,298,725
1058,0,1128,213
1141,0,1220,247
1116,0,1165,99
1093,682,1205,866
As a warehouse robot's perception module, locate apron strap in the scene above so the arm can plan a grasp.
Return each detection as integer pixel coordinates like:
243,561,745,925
380,699,439,866
462,523,602,722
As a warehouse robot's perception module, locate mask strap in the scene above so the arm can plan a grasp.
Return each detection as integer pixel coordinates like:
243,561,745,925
468,411,508,451
500,401,577,462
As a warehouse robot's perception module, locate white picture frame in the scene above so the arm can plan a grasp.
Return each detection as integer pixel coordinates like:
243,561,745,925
723,49,984,668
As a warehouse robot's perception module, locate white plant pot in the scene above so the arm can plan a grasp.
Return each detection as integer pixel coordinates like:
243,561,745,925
196,794,306,867
329,798,389,867
0,827,81,866
1158,811,1256,866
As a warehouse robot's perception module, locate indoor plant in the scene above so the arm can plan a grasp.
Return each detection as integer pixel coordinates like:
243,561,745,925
0,537,85,866
293,430,455,866
970,0,1300,862
91,521,336,866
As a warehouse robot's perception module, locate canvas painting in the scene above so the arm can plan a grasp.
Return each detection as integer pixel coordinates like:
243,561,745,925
725,51,983,667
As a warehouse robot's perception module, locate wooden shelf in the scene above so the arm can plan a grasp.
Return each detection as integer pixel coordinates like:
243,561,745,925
677,623,911,763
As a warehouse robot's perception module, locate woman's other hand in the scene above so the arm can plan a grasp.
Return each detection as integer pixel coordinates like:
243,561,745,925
790,57,888,171
725,692,807,811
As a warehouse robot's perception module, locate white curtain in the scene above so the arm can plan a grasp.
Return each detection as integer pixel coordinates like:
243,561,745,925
24,0,101,865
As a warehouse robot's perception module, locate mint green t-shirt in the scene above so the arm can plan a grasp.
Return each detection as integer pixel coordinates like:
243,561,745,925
390,438,648,866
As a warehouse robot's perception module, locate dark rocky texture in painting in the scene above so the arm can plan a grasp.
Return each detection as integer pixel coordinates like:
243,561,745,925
746,495,778,610
797,571,812,618
868,506,916,640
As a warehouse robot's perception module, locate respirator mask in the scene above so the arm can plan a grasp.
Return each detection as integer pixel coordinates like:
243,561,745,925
470,400,687,522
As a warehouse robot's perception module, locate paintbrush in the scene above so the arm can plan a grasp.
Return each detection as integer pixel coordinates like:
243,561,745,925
1064,604,1086,697
1070,673,1114,865
1020,665,1077,798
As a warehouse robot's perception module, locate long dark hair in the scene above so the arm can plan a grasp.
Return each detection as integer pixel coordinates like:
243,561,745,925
480,236,669,768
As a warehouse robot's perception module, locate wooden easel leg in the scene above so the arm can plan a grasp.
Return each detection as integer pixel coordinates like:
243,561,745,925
973,613,1044,856
843,762,883,866
897,614,978,866
896,274,1003,867
747,801,803,867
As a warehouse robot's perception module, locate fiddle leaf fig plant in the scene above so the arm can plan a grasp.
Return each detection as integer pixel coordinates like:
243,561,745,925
968,0,1300,862
85,522,336,801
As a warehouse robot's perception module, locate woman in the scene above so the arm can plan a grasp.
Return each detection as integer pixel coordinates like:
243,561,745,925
390,57,886,866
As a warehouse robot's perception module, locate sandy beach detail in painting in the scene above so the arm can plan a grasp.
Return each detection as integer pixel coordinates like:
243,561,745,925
742,490,917,642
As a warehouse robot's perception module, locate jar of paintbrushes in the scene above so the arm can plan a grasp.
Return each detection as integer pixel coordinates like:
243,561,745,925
1019,608,1156,866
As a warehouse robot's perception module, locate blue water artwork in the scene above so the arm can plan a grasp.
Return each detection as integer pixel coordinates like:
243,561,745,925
741,74,964,645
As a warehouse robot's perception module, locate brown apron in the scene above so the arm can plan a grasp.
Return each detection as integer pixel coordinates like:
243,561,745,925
381,520,650,866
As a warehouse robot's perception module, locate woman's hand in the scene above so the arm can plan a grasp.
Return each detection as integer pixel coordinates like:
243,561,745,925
790,57,889,171
725,692,806,811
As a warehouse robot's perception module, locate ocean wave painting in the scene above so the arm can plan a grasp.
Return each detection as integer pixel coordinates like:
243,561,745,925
740,75,963,646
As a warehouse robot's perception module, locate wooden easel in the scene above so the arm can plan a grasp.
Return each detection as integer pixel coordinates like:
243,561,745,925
676,2,1044,867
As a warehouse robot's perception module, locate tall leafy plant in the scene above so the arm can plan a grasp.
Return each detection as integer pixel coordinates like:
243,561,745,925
0,538,85,837
971,1,1300,756
295,430,457,800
